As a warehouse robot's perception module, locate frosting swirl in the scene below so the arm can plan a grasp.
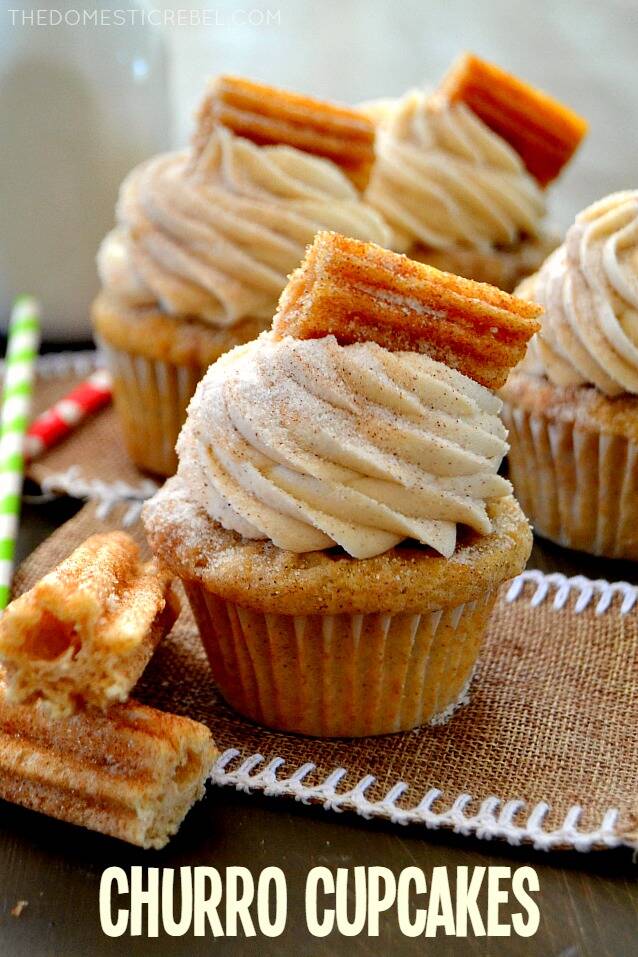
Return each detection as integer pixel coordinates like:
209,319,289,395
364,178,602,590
176,332,511,559
521,191,638,396
98,128,391,327
364,90,545,253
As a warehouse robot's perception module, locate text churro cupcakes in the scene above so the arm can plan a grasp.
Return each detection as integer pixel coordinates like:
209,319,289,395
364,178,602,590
502,191,638,559
364,54,587,291
144,234,538,737
93,77,391,476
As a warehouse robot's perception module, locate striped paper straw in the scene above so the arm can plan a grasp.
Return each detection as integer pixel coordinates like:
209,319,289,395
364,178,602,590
24,368,112,461
0,296,41,609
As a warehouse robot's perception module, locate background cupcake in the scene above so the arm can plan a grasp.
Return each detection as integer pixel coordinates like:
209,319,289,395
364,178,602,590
364,54,588,291
502,190,638,559
144,233,538,737
93,76,391,476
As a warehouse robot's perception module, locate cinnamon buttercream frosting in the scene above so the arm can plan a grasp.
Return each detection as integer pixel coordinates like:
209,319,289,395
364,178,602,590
520,191,638,396
175,332,511,559
98,128,391,327
364,90,546,253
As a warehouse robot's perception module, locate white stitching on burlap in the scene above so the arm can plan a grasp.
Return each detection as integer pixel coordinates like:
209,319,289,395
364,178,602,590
505,569,638,615
210,749,630,852
36,467,158,526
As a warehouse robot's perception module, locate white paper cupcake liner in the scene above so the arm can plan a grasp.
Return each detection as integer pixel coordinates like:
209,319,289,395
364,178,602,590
183,583,497,737
503,402,638,559
100,342,204,477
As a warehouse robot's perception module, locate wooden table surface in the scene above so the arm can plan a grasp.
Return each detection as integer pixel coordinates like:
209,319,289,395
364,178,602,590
0,497,636,956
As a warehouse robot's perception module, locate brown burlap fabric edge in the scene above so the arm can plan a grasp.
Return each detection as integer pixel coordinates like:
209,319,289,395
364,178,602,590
11,501,638,853
20,354,156,508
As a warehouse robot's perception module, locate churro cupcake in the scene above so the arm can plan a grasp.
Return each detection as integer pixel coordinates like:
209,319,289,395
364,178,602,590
502,191,638,559
93,77,391,476
144,233,538,737
364,54,587,291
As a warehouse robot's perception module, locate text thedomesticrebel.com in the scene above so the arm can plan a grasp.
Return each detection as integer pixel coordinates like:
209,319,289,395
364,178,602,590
100,865,540,939
7,8,282,27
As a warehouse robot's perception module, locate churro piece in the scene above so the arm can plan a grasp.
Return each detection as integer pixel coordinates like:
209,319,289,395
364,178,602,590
0,683,217,848
194,75,375,190
273,232,542,389
0,533,178,716
439,53,588,186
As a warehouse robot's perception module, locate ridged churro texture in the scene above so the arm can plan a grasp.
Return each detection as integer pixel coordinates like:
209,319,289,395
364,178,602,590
273,232,542,389
439,53,588,187
0,532,178,715
0,687,217,848
194,75,376,190
502,370,638,559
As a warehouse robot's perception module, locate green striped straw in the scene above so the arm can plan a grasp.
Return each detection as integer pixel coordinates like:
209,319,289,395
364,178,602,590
0,296,41,610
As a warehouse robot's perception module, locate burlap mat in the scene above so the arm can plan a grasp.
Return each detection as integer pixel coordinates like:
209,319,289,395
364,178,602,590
19,353,157,511
12,500,638,852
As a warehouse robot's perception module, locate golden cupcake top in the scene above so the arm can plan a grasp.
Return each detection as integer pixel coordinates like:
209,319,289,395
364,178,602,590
519,191,638,396
97,76,391,327
143,484,532,617
363,54,587,253
166,233,540,560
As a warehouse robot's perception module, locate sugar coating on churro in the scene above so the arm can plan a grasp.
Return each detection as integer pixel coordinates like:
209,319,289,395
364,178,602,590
0,683,217,848
438,53,588,187
193,75,376,190
0,532,178,716
273,232,542,389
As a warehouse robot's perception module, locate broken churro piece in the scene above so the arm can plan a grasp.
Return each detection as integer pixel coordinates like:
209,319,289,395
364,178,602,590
439,53,588,186
194,75,376,190
273,232,542,389
0,533,178,716
0,683,217,848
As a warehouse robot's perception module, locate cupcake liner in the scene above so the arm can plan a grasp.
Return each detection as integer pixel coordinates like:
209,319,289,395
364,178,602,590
99,342,204,476
503,402,638,559
183,582,497,737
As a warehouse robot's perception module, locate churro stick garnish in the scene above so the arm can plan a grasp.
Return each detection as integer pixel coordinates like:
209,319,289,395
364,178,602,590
0,532,178,716
0,685,217,848
194,75,376,190
438,53,588,186
273,232,542,389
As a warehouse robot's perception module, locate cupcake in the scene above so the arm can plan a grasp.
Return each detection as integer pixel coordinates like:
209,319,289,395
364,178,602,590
364,54,587,291
143,232,538,737
502,191,638,559
93,76,391,476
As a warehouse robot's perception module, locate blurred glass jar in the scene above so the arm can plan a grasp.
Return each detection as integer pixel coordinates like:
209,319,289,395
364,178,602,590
0,1,169,341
